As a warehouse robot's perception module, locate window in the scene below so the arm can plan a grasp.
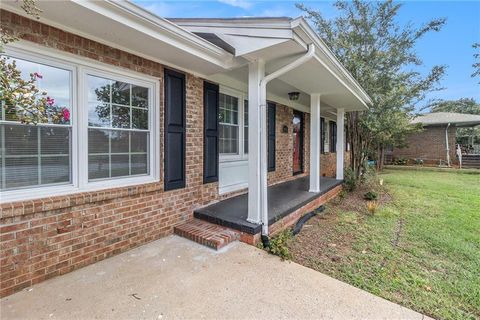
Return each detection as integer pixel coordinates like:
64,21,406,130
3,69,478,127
1,47,158,201
219,93,239,155
87,75,150,180
0,57,72,191
218,89,248,160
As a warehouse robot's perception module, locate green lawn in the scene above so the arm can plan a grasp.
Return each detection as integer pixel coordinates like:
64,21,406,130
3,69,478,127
289,169,480,320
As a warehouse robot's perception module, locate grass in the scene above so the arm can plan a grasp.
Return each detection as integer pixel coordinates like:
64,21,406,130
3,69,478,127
289,169,480,320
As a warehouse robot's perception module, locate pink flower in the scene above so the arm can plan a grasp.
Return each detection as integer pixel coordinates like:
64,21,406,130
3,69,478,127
33,72,43,79
46,96,55,106
62,108,70,122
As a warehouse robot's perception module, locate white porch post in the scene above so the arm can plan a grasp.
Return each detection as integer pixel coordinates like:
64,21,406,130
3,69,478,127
247,60,265,224
309,94,321,192
336,108,345,180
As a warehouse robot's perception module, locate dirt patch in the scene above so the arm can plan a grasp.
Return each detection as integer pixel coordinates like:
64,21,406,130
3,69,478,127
289,183,392,272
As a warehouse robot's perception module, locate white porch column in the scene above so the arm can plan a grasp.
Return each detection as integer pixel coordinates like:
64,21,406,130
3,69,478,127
247,60,265,224
309,94,321,192
336,108,345,180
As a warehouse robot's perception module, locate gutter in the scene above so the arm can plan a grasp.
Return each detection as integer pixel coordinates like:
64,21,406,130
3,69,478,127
445,123,451,167
259,44,315,243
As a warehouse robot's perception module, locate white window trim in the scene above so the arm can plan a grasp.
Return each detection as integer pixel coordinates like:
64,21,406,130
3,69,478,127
1,44,160,203
219,86,248,162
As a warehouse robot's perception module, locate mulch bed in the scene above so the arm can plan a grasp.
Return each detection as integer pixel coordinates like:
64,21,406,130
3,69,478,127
288,183,392,271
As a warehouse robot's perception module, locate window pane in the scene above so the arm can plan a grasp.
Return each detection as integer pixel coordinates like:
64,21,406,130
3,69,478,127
41,156,70,184
41,127,69,155
111,131,129,154
88,129,109,154
87,75,150,181
8,57,72,124
112,105,130,128
132,85,149,108
132,108,148,129
111,81,130,105
88,76,110,103
89,155,109,179
131,132,148,153
88,102,111,127
4,125,38,155
111,155,129,177
5,157,38,189
131,154,148,175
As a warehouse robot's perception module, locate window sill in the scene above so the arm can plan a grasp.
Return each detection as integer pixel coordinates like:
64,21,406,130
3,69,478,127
0,178,162,219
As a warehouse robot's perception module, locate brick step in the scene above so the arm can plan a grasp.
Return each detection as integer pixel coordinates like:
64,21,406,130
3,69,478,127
174,219,240,250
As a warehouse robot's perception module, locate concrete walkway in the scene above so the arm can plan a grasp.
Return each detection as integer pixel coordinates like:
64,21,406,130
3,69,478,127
1,236,429,320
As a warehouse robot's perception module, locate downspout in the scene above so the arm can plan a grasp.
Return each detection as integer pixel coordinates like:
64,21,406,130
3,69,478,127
259,44,315,244
445,123,451,167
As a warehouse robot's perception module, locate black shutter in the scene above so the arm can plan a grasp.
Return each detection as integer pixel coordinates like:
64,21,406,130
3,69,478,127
330,121,337,153
267,102,276,172
164,69,186,191
203,81,219,183
320,117,325,153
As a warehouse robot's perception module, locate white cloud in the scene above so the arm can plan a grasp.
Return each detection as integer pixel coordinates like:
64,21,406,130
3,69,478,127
217,0,252,10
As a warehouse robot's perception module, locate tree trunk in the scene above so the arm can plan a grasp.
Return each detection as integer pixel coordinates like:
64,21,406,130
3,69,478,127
347,111,370,182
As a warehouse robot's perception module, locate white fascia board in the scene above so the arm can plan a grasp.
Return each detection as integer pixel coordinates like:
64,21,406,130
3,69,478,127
75,0,237,69
2,0,241,74
291,18,372,108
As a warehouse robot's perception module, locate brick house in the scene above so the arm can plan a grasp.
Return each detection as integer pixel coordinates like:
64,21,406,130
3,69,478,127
391,112,480,166
0,1,372,297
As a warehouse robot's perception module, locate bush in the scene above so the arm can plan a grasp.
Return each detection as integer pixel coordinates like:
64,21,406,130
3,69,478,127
414,158,424,165
267,229,293,260
343,166,357,191
366,201,379,214
393,157,407,165
364,191,378,200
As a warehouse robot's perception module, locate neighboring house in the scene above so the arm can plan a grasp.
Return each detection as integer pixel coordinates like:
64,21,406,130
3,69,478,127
390,112,480,167
0,1,371,297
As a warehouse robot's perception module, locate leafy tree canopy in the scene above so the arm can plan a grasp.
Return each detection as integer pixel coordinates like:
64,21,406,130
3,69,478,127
430,98,480,115
297,0,446,175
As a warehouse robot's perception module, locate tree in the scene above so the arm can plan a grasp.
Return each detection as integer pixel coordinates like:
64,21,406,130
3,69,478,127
473,43,480,83
297,0,446,177
430,98,480,146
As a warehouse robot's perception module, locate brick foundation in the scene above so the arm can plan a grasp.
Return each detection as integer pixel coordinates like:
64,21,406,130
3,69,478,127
239,184,343,245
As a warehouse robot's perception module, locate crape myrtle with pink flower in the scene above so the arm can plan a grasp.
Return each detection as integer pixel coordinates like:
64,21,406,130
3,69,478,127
0,57,70,125
0,0,69,125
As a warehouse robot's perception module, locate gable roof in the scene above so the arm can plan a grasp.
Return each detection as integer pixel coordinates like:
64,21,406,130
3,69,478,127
412,112,480,127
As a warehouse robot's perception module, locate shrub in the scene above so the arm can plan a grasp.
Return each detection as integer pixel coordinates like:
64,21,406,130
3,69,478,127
366,201,379,214
343,166,357,191
364,191,378,201
414,158,424,165
267,229,293,260
393,157,407,165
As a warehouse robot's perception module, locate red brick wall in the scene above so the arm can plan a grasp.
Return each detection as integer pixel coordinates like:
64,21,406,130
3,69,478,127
392,125,457,165
0,9,341,297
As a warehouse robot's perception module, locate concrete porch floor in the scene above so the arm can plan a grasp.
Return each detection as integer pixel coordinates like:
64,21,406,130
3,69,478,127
195,176,343,234
0,236,430,320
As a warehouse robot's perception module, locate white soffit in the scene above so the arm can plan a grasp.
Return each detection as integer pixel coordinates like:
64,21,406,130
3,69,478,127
173,17,371,110
1,0,241,76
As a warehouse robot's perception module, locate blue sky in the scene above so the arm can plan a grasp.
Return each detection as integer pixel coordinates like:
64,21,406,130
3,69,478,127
135,0,480,106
